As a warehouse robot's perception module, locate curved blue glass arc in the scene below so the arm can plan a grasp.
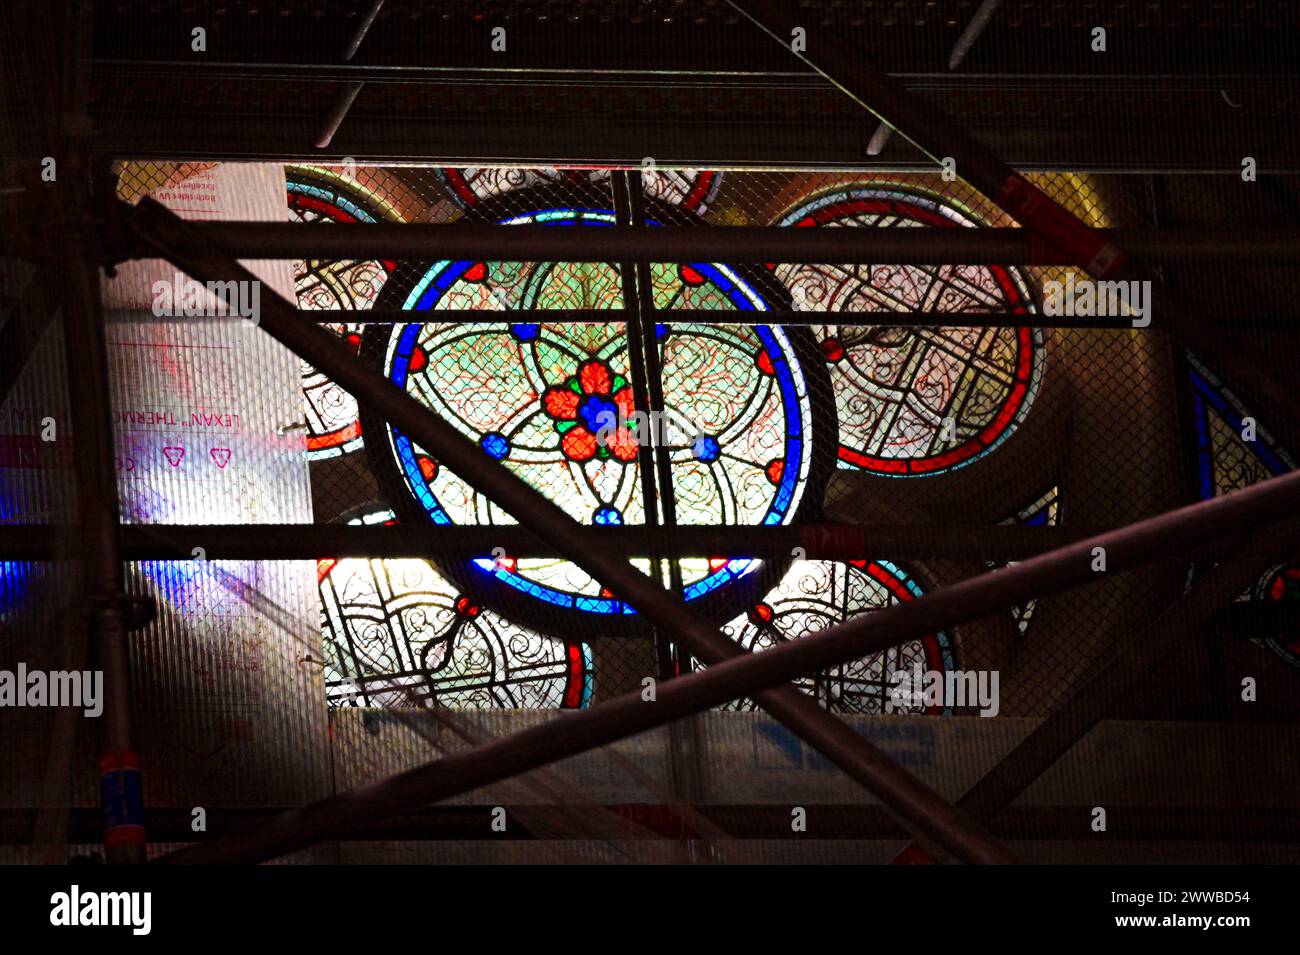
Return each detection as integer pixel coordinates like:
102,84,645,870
1188,364,1290,501
386,208,810,615
287,179,379,224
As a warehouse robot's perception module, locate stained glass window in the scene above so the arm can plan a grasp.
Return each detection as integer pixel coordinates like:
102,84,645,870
1187,353,1292,500
287,168,400,461
773,186,1045,476
713,559,955,714
289,173,1065,709
1251,564,1300,669
1186,354,1298,668
287,173,830,706
318,511,593,709
436,167,721,215
362,197,834,634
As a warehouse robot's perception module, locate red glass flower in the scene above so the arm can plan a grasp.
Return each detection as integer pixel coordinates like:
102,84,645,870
542,360,640,463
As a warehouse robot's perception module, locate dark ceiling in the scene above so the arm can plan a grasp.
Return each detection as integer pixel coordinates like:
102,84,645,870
4,1,1299,168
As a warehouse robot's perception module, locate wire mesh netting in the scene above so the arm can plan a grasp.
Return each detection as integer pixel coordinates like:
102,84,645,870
3,154,1298,861
96,160,1300,727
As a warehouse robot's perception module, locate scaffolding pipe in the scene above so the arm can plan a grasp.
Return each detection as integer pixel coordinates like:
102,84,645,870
313,83,364,151
112,223,1300,265
157,469,1300,865
60,182,145,865
0,522,1124,562
125,194,1018,866
313,0,385,149
948,0,1004,71
283,307,1142,329
890,518,1299,864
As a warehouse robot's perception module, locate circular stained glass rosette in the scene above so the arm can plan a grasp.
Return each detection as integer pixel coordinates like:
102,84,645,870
362,196,833,633
719,559,956,714
318,510,593,708
775,186,1045,476
287,171,399,460
1251,563,1300,669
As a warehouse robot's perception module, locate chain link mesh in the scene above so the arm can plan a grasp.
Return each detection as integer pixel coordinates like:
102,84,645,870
96,160,1300,728
3,152,1296,860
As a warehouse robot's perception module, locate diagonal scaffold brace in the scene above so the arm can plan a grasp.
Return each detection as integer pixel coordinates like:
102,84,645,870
122,193,1018,866
153,463,1300,864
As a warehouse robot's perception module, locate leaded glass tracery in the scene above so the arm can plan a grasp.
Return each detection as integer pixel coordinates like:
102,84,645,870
363,197,833,634
1187,353,1292,500
773,186,1045,476
287,169,400,461
291,171,1066,709
319,512,593,709
436,167,721,215
715,559,955,715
